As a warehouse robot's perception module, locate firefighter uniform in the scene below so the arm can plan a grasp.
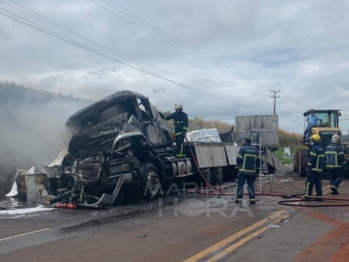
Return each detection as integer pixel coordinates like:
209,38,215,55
235,139,260,204
162,108,188,157
325,142,346,194
304,141,325,200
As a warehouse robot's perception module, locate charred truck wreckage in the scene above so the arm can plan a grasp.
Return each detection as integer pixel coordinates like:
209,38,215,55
46,90,189,207
6,90,280,208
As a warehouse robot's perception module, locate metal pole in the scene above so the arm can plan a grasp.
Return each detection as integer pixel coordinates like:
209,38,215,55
259,133,262,193
270,90,280,115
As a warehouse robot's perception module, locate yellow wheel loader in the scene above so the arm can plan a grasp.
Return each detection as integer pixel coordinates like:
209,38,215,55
293,109,343,177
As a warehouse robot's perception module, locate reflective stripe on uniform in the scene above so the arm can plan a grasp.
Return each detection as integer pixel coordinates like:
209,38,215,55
326,151,339,168
239,154,257,173
313,154,324,171
305,182,310,197
310,152,317,157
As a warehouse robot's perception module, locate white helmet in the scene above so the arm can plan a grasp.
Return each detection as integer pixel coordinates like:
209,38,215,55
174,103,183,110
331,134,341,143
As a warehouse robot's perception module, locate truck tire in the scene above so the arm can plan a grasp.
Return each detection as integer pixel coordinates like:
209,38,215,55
214,167,224,184
200,168,213,185
140,163,161,200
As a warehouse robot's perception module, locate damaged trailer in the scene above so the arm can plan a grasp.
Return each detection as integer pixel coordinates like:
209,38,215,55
21,90,240,208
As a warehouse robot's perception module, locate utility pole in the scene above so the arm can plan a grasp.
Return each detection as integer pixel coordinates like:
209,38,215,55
270,90,280,115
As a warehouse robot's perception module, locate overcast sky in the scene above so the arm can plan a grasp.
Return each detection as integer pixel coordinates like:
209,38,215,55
1,0,349,134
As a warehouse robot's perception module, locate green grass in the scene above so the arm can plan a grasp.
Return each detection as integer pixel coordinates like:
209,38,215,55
274,145,307,165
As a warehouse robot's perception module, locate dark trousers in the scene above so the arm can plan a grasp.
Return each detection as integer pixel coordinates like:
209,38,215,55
329,168,343,189
303,126,313,141
305,171,322,198
236,172,256,200
175,134,185,157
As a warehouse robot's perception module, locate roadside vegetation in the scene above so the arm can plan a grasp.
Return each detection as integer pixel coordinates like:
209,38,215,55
276,129,305,164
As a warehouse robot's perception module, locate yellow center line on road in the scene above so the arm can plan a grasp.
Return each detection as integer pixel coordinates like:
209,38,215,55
322,184,331,195
207,214,290,262
323,182,345,195
183,210,287,262
323,184,330,190
184,181,339,262
0,228,49,242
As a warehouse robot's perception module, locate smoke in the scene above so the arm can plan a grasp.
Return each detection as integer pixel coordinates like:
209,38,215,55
0,85,91,170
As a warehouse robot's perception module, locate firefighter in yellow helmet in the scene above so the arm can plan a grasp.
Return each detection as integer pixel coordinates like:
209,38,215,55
302,134,325,201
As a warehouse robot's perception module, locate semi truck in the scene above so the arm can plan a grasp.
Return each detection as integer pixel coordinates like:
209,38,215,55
33,90,243,207
7,91,281,207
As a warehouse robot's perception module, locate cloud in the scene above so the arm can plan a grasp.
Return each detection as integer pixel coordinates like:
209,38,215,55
1,0,349,134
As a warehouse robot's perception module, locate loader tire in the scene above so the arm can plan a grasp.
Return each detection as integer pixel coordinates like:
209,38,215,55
297,149,308,177
293,153,297,172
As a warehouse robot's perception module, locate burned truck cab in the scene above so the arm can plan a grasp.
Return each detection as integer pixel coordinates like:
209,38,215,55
48,90,191,207
66,90,172,157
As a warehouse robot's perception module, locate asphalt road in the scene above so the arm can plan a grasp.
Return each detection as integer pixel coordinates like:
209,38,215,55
1,169,349,262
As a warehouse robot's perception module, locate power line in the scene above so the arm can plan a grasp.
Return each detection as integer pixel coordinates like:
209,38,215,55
0,9,271,112
3,0,271,110
0,3,304,126
91,0,275,90
277,113,303,125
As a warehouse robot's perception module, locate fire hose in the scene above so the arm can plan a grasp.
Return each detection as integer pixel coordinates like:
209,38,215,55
185,137,349,207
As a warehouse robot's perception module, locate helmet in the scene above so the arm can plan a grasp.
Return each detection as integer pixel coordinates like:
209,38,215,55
310,134,321,142
331,134,341,143
174,103,183,110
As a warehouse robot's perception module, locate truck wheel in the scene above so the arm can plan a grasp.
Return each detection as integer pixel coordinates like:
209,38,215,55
201,168,213,185
140,163,160,200
214,167,224,184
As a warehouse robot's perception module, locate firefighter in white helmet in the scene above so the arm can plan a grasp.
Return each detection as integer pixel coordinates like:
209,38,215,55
159,104,188,158
325,134,346,194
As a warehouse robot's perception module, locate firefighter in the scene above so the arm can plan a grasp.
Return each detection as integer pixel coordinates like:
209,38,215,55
302,134,325,201
325,134,346,194
160,104,188,158
235,137,260,204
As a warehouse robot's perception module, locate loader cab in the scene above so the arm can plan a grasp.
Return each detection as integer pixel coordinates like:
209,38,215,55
303,109,341,128
304,109,342,149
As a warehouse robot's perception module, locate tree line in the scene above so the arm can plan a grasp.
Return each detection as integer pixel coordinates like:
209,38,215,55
0,81,302,149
